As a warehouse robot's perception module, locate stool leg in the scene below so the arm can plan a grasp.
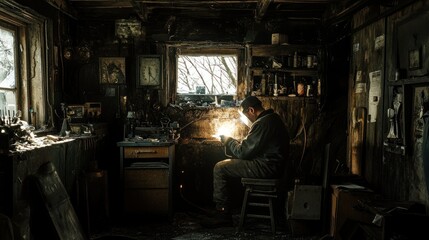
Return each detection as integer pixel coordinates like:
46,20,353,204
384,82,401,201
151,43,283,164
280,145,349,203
239,188,250,231
269,198,275,234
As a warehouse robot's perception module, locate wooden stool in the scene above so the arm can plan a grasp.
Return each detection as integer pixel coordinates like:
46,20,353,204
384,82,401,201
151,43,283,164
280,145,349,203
238,178,280,234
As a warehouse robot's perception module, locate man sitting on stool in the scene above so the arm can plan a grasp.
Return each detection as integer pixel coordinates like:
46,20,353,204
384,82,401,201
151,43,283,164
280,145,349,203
206,96,292,227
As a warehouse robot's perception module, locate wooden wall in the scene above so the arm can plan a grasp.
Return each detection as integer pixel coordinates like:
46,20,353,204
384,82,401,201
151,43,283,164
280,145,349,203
348,17,385,189
350,0,429,209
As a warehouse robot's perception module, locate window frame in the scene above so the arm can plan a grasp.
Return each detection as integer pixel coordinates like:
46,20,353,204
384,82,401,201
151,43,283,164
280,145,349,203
176,54,238,96
164,43,246,106
0,1,51,127
0,21,19,113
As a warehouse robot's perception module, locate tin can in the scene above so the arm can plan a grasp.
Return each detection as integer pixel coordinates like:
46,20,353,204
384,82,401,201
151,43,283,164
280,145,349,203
297,83,305,96
306,85,313,97
307,55,313,68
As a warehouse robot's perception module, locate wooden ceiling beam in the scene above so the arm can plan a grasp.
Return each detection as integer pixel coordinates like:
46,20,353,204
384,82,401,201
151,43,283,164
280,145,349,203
136,0,257,3
43,0,78,18
66,0,338,21
273,0,332,3
130,0,147,22
255,0,272,22
68,0,130,2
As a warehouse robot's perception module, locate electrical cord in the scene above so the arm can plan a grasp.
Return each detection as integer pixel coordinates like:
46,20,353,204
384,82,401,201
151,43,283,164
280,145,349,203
224,145,232,158
178,145,232,215
296,106,307,176
178,183,214,215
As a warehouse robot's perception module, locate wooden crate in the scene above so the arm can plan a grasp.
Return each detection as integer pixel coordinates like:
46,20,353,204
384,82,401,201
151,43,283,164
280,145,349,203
330,185,376,239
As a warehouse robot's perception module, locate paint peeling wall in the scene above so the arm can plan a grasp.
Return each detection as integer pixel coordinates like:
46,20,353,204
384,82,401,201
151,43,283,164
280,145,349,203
27,22,48,129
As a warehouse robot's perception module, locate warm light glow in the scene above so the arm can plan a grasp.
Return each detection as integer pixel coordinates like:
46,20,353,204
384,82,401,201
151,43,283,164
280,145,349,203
212,122,235,139
238,110,252,128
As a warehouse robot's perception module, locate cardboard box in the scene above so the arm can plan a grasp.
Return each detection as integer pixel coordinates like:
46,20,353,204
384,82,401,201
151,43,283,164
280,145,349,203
330,185,376,239
288,185,322,220
272,33,288,45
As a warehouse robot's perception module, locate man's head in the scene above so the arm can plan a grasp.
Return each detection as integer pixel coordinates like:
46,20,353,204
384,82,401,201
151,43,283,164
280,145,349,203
240,96,263,123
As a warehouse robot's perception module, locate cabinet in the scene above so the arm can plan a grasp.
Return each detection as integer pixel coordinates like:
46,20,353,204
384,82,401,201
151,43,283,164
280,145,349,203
245,44,323,98
117,141,175,217
330,184,376,239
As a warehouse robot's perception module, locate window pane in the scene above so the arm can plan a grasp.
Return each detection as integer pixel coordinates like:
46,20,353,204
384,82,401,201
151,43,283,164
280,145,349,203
0,26,16,89
177,55,237,95
0,90,17,113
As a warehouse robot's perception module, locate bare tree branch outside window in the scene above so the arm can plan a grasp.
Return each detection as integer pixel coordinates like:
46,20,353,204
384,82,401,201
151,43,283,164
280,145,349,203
177,55,237,95
0,26,17,113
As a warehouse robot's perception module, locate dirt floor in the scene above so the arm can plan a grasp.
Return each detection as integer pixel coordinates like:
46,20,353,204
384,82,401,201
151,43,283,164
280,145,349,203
90,211,326,240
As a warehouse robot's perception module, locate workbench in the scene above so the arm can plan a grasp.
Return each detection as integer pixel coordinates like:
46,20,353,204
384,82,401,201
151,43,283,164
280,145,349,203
0,135,103,237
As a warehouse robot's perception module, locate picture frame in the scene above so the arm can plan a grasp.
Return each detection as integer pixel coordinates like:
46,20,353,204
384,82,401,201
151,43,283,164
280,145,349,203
137,55,162,88
99,57,126,84
410,85,429,155
408,48,421,70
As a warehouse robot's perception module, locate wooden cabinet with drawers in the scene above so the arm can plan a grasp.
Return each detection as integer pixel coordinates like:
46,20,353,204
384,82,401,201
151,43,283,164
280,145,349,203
117,141,175,217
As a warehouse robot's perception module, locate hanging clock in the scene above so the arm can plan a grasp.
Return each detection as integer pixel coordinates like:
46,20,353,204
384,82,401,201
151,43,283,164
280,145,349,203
137,55,162,88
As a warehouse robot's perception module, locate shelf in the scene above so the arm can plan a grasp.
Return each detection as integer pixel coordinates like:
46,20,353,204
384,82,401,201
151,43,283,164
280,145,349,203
246,43,323,98
249,44,321,56
258,96,319,102
250,67,318,76
387,75,429,86
383,141,406,156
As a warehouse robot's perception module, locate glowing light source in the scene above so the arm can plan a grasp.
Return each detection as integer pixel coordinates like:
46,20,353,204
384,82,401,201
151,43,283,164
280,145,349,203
212,122,236,139
238,110,252,128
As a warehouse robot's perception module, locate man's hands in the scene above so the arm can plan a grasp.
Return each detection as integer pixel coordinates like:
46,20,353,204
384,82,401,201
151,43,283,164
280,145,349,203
220,135,231,145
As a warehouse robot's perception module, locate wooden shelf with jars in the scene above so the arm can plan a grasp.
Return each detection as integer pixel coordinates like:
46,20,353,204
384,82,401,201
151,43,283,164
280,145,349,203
245,44,323,99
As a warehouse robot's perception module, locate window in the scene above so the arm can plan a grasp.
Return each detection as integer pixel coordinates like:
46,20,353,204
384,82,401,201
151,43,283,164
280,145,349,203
177,55,237,95
0,1,50,127
176,53,238,106
0,24,17,114
164,44,245,106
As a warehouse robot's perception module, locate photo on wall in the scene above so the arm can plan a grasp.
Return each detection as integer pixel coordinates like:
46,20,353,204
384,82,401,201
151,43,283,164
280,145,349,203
99,57,126,84
397,9,429,78
411,86,429,154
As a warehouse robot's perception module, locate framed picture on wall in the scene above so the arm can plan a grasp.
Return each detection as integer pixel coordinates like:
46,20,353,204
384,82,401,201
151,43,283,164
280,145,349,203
410,85,429,155
99,57,126,84
137,55,162,88
408,48,421,70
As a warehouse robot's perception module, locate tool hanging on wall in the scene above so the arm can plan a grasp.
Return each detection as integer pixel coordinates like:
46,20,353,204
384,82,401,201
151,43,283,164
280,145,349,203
351,107,367,176
59,103,70,137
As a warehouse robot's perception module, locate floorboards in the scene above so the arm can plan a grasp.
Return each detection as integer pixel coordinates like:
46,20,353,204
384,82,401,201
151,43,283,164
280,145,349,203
89,212,324,240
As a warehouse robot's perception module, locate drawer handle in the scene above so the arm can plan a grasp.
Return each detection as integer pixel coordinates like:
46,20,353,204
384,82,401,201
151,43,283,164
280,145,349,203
135,150,157,154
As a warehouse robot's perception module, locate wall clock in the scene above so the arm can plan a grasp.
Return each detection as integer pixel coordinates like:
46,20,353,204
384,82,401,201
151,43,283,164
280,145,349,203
138,55,162,87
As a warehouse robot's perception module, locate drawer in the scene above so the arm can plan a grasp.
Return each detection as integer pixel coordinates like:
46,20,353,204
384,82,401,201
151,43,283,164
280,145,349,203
124,168,168,188
124,146,169,159
124,188,168,214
